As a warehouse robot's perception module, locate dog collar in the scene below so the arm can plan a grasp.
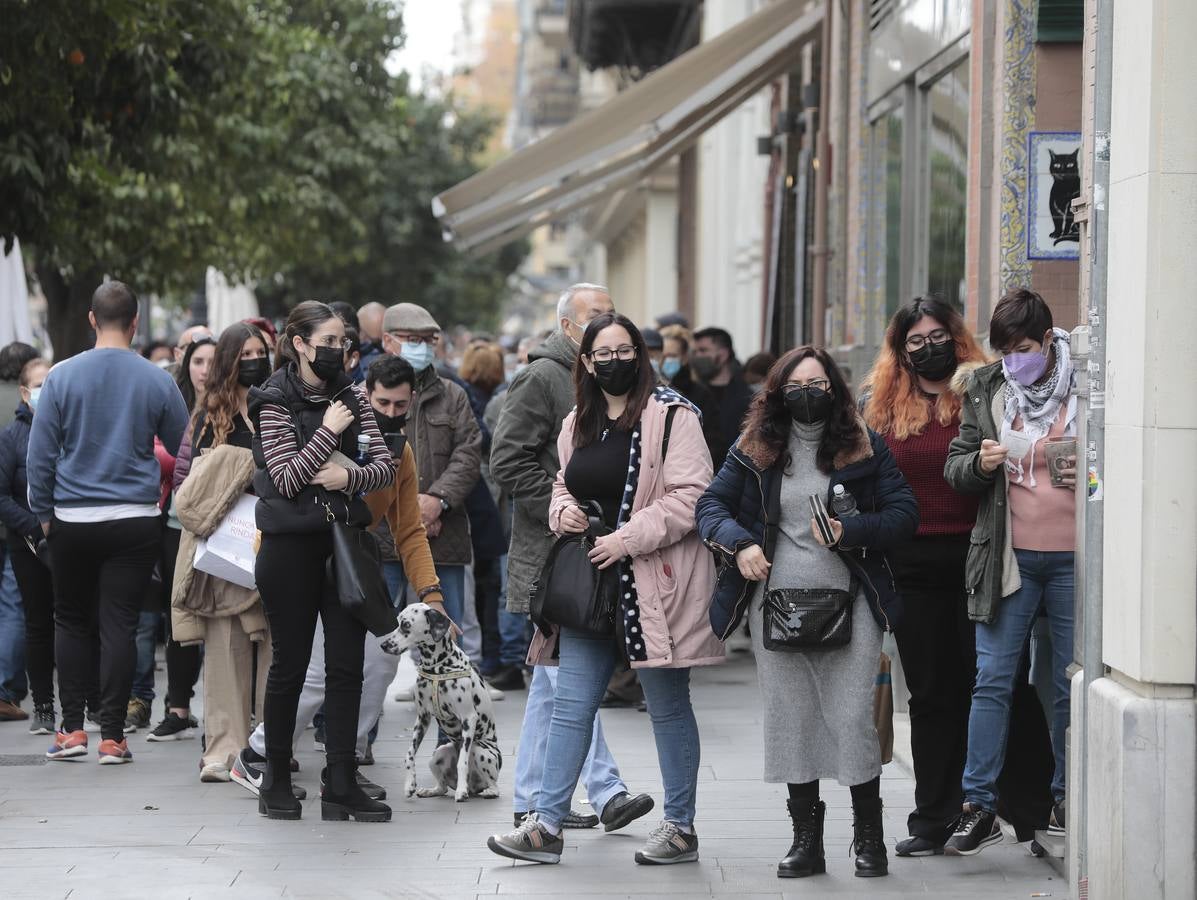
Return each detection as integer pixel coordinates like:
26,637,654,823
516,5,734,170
418,667,473,682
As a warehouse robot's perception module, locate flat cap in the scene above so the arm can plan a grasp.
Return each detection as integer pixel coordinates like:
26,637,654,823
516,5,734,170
383,302,440,333
641,327,664,350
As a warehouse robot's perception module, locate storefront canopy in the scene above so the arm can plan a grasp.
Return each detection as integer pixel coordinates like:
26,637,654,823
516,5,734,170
432,0,822,254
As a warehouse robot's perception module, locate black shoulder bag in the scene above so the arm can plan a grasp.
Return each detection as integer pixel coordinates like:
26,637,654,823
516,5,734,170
529,500,619,637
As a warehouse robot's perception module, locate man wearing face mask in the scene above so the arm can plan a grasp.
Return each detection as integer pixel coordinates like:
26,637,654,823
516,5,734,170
381,303,481,640
691,327,752,471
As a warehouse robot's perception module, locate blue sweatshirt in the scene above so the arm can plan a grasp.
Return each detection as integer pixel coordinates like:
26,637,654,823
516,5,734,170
26,348,189,520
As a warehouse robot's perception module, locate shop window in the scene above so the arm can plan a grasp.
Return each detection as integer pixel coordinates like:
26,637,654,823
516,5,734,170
1037,0,1084,43
926,62,969,310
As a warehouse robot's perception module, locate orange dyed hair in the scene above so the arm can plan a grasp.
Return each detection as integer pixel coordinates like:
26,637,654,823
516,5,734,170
862,296,990,440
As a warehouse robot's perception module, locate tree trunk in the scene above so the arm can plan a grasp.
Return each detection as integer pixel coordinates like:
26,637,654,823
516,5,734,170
37,264,100,360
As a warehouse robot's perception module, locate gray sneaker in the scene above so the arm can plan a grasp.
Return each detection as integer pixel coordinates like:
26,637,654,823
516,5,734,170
634,821,699,865
487,813,564,864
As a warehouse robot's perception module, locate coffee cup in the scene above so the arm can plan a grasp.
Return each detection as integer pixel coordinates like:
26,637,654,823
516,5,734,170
1044,437,1077,488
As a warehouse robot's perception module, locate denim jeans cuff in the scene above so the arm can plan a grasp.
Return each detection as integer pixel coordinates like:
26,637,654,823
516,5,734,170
589,783,629,817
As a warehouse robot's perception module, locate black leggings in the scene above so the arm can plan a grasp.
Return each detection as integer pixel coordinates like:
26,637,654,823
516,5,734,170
161,527,202,710
49,516,162,741
8,539,54,707
256,530,366,767
788,776,881,811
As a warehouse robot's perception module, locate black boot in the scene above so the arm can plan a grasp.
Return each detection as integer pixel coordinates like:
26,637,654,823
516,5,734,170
321,761,392,823
851,797,888,877
258,758,302,820
778,799,826,878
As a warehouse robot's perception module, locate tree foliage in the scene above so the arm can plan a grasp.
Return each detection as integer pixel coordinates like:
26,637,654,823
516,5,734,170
0,0,521,354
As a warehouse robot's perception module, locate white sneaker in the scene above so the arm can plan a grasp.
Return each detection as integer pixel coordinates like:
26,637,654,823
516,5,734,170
393,686,416,702
200,763,231,783
487,685,505,702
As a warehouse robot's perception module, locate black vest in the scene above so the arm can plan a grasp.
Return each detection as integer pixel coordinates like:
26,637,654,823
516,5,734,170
248,365,373,534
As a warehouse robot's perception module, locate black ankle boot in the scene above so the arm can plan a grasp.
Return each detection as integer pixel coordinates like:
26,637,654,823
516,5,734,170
258,758,302,820
321,761,392,823
778,799,826,878
851,797,888,877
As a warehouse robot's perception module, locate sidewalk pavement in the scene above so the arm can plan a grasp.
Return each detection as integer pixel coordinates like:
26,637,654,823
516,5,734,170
0,645,1062,900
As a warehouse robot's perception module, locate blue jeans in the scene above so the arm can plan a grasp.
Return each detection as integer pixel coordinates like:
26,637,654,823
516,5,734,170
436,564,465,645
964,549,1074,809
514,662,625,816
132,610,159,703
497,555,531,668
382,560,408,609
0,553,26,704
538,628,700,830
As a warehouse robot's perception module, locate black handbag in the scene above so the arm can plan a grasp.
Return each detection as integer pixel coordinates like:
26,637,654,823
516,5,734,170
327,520,399,637
762,581,856,651
530,501,619,637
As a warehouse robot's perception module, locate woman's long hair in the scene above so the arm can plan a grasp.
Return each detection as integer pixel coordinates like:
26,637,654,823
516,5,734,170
861,295,989,440
572,312,656,448
275,300,337,372
175,336,215,412
742,346,859,474
194,323,267,449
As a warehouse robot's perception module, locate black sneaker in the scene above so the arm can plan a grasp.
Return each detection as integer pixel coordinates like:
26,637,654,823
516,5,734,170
123,698,151,733
487,665,526,692
1048,801,1065,835
599,791,655,833
513,809,599,829
231,750,307,800
29,703,55,736
487,813,563,864
895,835,944,857
146,711,197,742
944,805,1002,856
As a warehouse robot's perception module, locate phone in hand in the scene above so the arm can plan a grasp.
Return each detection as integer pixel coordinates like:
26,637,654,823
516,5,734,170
808,493,836,546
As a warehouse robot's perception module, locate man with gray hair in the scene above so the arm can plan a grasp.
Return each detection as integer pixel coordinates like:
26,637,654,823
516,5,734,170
356,302,387,374
490,284,653,831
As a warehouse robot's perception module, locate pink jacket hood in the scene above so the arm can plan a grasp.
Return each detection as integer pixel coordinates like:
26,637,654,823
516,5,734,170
532,389,725,669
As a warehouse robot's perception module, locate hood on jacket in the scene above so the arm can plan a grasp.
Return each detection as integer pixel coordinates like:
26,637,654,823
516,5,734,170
737,414,874,472
949,359,1003,398
528,329,578,373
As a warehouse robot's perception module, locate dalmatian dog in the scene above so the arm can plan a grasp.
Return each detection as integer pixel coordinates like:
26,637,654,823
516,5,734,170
379,603,501,802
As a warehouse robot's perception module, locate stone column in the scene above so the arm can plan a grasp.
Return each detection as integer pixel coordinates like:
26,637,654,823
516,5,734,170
1084,1,1197,897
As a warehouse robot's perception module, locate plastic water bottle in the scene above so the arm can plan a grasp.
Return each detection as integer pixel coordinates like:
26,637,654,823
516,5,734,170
356,433,371,465
831,484,858,518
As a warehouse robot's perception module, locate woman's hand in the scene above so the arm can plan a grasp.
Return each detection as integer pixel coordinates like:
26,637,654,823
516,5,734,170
1056,456,1078,490
978,439,1009,474
735,544,771,581
311,463,349,492
322,401,355,435
588,533,627,570
559,504,590,534
811,516,844,548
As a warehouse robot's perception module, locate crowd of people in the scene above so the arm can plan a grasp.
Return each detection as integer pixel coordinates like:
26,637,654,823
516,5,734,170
0,279,1077,879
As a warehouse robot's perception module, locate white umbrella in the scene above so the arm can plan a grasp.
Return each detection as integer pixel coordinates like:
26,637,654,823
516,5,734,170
0,238,35,346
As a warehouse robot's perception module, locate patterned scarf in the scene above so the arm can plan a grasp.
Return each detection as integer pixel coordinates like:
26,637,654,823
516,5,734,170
1001,327,1076,486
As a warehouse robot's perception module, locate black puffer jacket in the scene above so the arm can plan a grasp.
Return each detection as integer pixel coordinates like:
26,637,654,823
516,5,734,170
0,403,39,542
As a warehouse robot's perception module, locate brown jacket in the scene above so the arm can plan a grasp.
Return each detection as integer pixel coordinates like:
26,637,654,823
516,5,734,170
407,365,482,566
171,444,268,645
364,441,443,602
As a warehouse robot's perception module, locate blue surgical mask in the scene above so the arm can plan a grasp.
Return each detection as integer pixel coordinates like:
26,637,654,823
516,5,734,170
661,357,682,380
400,342,434,372
28,387,41,412
650,359,661,376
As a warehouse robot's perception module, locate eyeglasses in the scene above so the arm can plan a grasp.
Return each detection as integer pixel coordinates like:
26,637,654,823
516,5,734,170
306,336,353,351
387,331,439,347
784,379,830,393
588,345,637,363
905,329,951,351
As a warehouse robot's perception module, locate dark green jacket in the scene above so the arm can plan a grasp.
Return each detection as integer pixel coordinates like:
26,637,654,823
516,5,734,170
490,330,577,614
944,361,1021,624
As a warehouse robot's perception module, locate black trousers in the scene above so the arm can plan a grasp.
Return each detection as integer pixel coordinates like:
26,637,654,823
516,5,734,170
8,538,55,707
473,556,502,673
256,530,366,767
49,516,162,741
892,534,976,841
160,526,202,710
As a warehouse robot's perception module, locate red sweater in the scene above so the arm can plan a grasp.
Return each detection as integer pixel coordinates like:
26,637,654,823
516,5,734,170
884,412,978,537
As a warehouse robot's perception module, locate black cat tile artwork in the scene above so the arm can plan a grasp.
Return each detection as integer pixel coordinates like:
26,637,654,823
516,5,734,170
1048,150,1080,244
1028,132,1082,261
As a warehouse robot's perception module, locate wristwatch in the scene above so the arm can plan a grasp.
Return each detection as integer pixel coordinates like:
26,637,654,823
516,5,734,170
438,497,450,514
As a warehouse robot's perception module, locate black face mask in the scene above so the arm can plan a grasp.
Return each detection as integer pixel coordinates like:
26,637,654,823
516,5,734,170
307,345,344,382
909,340,957,382
374,411,406,434
785,386,833,424
237,358,270,389
592,358,639,396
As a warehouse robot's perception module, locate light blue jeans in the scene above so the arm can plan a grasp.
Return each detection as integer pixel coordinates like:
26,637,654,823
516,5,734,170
514,662,625,817
964,549,1074,809
537,628,700,830
0,554,26,704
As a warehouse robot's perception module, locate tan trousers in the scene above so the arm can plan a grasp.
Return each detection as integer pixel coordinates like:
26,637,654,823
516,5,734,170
202,615,269,770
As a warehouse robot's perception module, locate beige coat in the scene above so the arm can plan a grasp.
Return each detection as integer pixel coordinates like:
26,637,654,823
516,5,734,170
171,443,267,646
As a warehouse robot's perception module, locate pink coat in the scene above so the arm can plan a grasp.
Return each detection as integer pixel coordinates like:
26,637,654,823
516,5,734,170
530,391,726,670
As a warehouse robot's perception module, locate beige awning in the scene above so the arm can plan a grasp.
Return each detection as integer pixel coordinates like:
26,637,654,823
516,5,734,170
433,0,823,253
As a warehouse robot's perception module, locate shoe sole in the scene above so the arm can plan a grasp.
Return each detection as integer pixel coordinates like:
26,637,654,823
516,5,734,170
562,815,599,829
200,770,231,783
855,868,890,877
944,833,1003,857
146,729,196,742
895,844,944,857
634,849,699,865
1046,824,1065,836
46,746,88,760
29,726,54,736
320,801,391,822
486,835,561,864
98,754,132,765
258,797,302,820
602,794,655,832
230,766,262,797
778,860,827,877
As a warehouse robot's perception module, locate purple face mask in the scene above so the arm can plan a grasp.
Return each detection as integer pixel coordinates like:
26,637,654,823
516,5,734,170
1002,349,1049,386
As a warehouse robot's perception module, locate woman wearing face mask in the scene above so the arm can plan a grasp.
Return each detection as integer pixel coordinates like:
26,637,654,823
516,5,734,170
247,301,394,822
860,296,991,855
167,323,272,781
942,288,1077,855
695,347,917,880
0,358,56,733
487,312,724,867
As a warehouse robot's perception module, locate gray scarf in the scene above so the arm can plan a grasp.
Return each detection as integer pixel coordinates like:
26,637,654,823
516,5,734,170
1001,327,1076,486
